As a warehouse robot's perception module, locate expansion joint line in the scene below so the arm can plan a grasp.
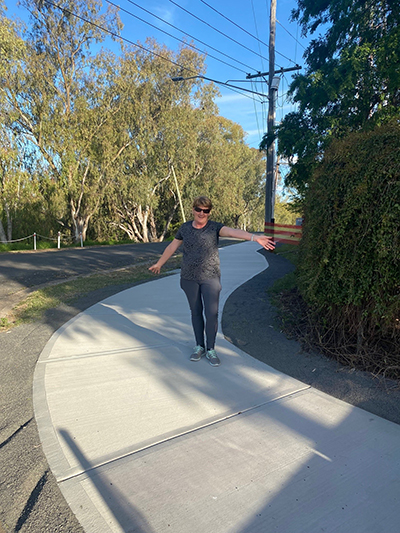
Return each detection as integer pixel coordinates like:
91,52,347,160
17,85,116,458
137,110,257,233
58,386,310,483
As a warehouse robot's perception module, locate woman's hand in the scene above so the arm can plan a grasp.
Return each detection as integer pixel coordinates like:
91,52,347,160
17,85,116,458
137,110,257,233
149,263,162,275
254,235,275,250
148,239,182,275
219,226,275,251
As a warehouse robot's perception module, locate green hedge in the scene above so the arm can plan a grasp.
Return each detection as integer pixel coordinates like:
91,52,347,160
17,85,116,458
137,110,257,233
298,122,400,369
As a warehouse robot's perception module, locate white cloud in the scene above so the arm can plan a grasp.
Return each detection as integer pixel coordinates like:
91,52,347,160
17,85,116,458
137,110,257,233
245,129,264,137
217,92,250,104
149,1,176,27
154,7,175,25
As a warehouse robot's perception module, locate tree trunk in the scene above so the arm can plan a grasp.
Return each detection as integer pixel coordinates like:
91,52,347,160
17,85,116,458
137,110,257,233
69,189,97,243
0,219,7,243
5,203,12,242
113,222,139,242
72,214,91,242
136,205,150,243
159,201,179,242
148,208,158,242
70,199,91,242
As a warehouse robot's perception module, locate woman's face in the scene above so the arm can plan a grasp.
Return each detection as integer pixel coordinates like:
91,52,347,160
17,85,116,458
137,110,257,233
192,204,211,225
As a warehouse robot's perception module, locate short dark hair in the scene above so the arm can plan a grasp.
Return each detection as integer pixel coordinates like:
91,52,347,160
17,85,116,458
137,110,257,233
193,196,212,210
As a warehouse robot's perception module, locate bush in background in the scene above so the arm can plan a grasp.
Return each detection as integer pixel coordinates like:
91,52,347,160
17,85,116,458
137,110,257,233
297,122,400,377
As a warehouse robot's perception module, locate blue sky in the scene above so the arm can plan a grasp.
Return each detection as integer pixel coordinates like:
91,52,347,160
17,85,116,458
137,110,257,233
4,0,311,149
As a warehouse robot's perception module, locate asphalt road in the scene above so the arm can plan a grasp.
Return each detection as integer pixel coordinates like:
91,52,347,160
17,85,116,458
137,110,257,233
0,242,171,300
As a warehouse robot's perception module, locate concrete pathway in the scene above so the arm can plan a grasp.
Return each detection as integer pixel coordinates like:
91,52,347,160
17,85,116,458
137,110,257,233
34,242,400,533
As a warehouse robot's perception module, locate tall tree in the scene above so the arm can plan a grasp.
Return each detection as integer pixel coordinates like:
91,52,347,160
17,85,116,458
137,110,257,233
277,0,400,194
2,0,125,241
108,42,215,242
0,1,27,242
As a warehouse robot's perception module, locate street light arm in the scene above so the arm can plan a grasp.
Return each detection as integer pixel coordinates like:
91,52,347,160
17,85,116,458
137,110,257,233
171,75,268,99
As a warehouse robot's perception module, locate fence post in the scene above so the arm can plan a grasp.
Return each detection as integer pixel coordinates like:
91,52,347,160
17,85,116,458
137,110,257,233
80,233,83,248
34,232,37,250
57,232,61,249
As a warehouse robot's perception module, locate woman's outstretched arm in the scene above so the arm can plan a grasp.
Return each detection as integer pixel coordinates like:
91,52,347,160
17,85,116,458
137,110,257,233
149,238,183,274
219,227,275,251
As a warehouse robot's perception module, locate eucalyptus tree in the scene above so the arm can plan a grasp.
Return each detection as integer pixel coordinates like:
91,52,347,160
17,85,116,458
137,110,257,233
108,42,216,242
0,1,30,242
1,0,125,241
109,47,265,242
191,114,265,229
0,0,25,77
275,0,400,194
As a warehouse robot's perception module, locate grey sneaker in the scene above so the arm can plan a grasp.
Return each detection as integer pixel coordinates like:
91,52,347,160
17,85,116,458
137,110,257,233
205,349,221,367
190,345,205,362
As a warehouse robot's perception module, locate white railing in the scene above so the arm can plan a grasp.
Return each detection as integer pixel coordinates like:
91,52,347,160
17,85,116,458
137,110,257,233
2,232,84,250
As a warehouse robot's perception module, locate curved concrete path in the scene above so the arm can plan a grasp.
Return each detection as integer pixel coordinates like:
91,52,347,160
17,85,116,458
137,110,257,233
34,243,400,532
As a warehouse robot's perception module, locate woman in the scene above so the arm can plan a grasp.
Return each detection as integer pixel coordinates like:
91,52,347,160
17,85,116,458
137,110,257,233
149,196,275,367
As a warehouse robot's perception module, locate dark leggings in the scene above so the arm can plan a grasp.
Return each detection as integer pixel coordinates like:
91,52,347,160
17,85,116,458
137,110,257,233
180,277,222,350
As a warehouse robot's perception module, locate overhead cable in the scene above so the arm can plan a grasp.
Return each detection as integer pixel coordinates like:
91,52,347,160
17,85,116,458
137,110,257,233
42,0,193,72
251,0,265,70
250,0,266,133
199,0,298,66
113,0,258,74
276,19,306,50
168,0,271,65
42,0,261,103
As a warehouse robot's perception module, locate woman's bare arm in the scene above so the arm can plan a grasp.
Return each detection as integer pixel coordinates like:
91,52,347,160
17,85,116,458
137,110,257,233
149,239,183,274
219,226,275,251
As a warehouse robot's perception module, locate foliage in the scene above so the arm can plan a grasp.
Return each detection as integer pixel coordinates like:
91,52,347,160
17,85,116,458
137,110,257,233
273,194,302,225
0,0,25,76
106,41,212,243
0,2,266,244
278,0,400,193
297,122,400,376
0,2,29,242
2,0,124,242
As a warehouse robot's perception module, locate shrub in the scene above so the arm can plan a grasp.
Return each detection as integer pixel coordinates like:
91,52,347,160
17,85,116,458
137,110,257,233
297,122,400,376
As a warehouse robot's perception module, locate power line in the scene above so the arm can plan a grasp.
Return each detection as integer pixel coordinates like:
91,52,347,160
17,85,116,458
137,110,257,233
43,0,194,73
38,0,270,150
250,0,266,135
168,0,271,66
41,0,262,104
113,0,259,75
106,0,247,74
249,0,265,140
276,19,306,50
198,0,298,66
251,0,265,71
250,80,262,139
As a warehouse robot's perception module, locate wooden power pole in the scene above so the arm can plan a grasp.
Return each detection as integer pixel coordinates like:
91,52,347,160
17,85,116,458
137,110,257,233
266,0,277,224
247,2,300,228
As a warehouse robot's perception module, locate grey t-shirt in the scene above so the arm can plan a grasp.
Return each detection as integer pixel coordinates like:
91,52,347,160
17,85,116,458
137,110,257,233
175,220,225,281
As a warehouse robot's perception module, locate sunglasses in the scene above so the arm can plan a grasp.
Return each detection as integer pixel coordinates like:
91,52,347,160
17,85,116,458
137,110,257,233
194,207,211,214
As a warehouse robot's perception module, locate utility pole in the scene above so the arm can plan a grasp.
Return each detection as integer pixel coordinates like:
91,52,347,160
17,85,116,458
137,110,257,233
246,0,301,228
266,0,277,224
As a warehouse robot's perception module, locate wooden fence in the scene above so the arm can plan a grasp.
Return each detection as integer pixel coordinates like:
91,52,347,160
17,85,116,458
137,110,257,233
264,222,303,245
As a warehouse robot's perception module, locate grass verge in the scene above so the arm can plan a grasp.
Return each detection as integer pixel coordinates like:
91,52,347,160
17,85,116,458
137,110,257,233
273,243,300,266
267,244,300,336
268,244,299,300
1,256,181,331
0,238,139,253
